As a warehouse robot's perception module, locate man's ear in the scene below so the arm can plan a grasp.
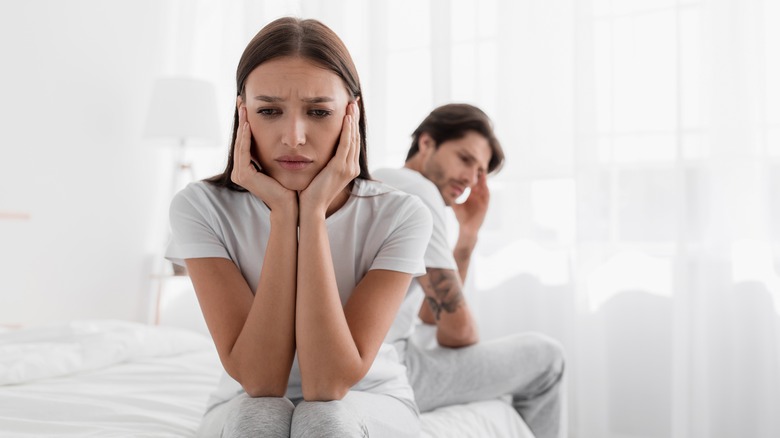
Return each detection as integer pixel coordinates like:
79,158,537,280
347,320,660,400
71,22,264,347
419,132,436,154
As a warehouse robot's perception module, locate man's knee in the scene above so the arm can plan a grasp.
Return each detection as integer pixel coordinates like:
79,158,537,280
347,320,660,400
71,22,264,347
513,332,566,388
537,333,565,376
291,400,368,438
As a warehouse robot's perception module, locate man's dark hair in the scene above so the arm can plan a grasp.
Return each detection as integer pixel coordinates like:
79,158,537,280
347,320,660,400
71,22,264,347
406,103,504,174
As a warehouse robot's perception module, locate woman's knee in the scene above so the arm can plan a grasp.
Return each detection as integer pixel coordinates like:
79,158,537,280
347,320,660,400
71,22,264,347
291,400,368,438
222,395,294,438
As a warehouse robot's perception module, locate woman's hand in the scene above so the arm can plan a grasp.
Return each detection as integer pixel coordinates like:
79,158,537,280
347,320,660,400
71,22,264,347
231,106,297,213
299,100,361,217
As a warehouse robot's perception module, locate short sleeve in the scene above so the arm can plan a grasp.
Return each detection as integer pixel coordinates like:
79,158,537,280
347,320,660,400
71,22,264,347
165,186,230,267
369,196,433,277
419,199,458,271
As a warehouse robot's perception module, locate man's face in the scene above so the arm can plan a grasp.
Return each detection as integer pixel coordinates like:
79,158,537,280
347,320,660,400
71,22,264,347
419,131,492,205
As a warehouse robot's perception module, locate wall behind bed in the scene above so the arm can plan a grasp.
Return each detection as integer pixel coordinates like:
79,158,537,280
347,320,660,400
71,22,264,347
0,1,176,327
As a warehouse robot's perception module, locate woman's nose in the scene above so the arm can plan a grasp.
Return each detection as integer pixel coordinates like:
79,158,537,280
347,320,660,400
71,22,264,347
282,116,306,147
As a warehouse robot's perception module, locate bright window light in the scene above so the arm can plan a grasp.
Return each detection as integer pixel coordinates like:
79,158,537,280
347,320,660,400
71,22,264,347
587,250,673,312
731,239,780,314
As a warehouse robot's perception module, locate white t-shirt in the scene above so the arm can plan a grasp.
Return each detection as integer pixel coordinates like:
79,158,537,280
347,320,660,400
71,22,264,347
166,178,432,409
372,168,458,344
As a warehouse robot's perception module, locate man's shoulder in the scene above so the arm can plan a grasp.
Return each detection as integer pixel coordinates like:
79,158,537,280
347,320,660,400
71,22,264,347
373,168,442,205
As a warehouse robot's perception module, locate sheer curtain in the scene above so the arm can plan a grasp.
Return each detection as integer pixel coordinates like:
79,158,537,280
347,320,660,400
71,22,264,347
170,0,780,436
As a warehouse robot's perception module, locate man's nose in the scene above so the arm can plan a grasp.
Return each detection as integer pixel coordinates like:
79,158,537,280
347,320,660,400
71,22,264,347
464,166,479,187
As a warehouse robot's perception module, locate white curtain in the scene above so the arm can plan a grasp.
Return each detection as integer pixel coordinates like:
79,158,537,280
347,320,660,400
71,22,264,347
172,0,780,436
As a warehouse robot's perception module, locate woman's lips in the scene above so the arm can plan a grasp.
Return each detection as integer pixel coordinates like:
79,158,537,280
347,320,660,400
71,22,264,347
276,155,313,170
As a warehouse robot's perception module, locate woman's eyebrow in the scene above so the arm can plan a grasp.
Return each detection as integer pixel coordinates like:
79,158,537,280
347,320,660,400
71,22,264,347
254,95,283,102
301,96,334,103
253,96,334,103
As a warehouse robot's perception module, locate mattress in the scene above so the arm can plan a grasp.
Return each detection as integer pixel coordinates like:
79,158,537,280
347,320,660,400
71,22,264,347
0,320,532,437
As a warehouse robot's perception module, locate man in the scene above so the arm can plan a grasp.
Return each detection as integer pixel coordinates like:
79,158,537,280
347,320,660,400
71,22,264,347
375,103,565,438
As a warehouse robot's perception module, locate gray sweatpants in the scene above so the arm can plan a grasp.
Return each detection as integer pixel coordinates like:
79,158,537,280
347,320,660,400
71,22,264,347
401,330,565,438
197,391,420,437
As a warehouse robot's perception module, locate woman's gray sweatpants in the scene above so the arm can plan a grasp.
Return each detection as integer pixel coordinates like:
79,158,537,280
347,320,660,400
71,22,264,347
400,330,566,438
196,391,420,437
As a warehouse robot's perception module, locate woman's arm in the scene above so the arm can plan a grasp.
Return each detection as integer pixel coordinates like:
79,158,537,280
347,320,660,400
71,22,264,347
186,105,299,397
293,101,409,400
294,245,413,401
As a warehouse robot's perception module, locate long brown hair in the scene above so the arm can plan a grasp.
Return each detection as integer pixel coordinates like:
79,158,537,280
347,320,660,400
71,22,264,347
208,17,370,190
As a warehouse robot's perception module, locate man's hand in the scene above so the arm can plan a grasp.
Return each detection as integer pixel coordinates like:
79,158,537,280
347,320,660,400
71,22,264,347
452,172,490,237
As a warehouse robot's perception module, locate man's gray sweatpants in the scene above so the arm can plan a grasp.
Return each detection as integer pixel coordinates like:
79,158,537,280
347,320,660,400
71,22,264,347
400,330,565,438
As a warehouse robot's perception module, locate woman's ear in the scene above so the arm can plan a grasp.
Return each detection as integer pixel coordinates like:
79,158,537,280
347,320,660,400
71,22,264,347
236,95,244,111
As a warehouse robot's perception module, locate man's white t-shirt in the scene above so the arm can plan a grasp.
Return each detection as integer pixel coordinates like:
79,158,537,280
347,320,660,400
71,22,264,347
166,178,432,410
372,168,458,344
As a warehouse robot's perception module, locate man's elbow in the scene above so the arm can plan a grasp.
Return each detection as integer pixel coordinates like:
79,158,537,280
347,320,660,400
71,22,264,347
437,326,479,348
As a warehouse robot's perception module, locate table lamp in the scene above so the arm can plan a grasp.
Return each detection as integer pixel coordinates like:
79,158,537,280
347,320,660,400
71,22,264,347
144,76,221,283
143,76,221,193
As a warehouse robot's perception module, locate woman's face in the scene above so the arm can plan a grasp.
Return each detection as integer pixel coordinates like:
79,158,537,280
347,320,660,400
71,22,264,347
239,56,352,191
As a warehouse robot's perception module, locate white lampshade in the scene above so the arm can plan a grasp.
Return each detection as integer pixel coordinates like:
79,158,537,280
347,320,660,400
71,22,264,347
144,77,221,146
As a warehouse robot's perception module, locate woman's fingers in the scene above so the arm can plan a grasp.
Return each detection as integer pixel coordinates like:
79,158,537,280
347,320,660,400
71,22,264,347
232,107,254,186
349,101,360,168
238,109,252,167
336,100,360,177
334,104,353,164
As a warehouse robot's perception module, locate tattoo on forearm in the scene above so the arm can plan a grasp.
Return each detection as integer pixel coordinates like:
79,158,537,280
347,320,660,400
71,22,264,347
421,268,464,321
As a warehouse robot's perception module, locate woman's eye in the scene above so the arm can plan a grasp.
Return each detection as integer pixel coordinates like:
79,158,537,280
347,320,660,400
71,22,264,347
257,108,281,117
309,109,332,118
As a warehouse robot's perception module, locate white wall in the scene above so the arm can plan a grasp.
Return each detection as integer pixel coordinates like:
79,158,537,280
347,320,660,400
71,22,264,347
0,1,172,326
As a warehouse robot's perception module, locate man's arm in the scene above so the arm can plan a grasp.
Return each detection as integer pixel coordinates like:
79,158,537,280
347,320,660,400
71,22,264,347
417,173,490,347
417,267,479,347
451,172,490,284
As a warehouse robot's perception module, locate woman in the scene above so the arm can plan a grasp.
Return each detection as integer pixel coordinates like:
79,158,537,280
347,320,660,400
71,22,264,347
166,17,431,437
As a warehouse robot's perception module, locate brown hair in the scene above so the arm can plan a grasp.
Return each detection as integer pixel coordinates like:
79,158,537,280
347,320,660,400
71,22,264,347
208,17,370,190
406,103,504,174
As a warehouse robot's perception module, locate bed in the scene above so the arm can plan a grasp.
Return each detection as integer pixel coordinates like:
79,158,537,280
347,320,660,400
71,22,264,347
0,320,533,437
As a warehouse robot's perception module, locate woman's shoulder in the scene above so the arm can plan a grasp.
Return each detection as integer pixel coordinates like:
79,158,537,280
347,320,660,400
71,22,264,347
171,180,255,216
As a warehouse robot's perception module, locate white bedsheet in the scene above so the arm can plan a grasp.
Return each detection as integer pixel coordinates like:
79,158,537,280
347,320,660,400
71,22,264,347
0,321,220,437
0,321,533,437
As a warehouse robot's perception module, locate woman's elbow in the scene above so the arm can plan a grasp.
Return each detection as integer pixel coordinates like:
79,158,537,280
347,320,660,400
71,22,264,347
224,360,291,398
242,381,289,398
301,382,351,401
231,368,289,398
300,367,361,401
